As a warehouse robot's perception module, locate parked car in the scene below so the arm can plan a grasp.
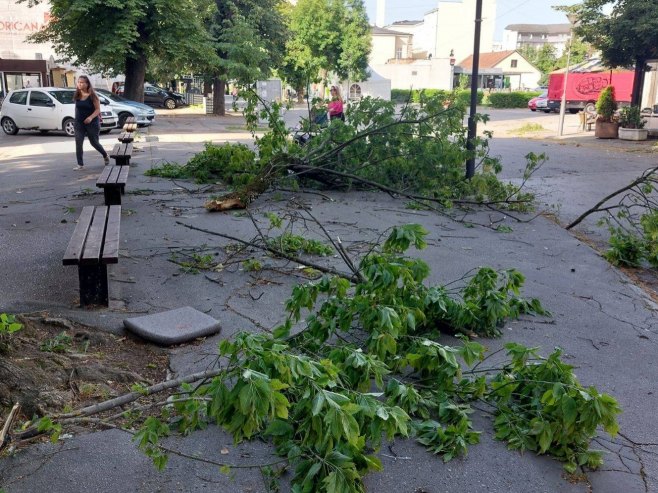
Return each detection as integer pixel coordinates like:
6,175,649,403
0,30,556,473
528,92,551,113
0,88,117,137
96,89,156,127
116,84,186,109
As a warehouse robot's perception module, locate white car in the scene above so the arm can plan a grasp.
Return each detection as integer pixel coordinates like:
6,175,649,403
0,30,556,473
0,87,118,137
96,89,156,127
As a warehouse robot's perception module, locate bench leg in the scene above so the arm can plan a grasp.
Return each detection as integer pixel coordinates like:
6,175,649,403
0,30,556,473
78,264,109,307
103,187,122,206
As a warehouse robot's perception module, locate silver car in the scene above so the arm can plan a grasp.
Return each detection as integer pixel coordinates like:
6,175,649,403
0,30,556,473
96,89,156,127
0,87,118,137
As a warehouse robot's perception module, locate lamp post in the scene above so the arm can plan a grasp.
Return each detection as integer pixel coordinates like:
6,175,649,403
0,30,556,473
558,13,579,137
449,49,456,90
465,0,482,179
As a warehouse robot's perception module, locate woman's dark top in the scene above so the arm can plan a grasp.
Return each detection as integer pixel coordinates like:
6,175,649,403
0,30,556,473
75,97,97,123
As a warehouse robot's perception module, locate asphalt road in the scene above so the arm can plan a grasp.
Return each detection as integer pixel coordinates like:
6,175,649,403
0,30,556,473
0,108,656,493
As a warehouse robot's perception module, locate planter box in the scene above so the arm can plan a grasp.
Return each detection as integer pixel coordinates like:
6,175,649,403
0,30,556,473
595,121,619,139
619,127,648,141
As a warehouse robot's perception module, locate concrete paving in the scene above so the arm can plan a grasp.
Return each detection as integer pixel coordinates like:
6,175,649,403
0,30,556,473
0,109,657,492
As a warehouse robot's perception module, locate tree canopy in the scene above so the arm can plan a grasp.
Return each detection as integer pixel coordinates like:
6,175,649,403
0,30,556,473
575,0,658,68
22,0,218,101
280,0,371,97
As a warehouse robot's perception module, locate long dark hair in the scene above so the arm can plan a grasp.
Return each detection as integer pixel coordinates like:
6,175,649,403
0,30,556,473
73,75,98,102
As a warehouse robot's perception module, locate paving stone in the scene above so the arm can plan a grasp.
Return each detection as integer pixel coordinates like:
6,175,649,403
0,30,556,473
124,306,221,345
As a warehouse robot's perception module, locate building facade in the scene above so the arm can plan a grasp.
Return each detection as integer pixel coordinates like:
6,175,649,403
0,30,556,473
502,24,572,58
457,50,541,90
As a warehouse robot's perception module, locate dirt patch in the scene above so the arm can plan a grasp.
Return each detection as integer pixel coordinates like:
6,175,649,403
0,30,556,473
0,313,169,421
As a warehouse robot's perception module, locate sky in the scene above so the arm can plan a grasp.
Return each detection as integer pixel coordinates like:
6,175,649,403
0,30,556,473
363,0,581,41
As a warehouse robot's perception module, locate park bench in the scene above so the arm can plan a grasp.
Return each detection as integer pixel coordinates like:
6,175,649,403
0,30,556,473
96,165,130,205
63,205,121,307
118,132,134,143
579,111,597,131
123,116,137,133
110,142,133,166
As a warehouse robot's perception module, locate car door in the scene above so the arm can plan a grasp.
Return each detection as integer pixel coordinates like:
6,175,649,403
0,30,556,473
26,90,58,129
3,90,30,126
143,86,161,106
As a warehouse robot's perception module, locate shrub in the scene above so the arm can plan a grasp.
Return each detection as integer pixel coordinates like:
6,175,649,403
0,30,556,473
618,106,646,129
487,92,536,108
596,86,617,122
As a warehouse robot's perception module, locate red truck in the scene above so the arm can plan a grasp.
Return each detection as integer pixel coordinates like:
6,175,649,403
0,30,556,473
547,70,634,113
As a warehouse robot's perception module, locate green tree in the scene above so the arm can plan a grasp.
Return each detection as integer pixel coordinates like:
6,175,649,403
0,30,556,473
207,0,288,115
22,0,218,101
574,0,658,105
280,0,371,101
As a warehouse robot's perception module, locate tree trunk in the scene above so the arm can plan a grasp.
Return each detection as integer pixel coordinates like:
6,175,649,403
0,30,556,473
631,59,646,107
213,77,226,116
203,80,212,96
123,52,147,103
297,86,305,104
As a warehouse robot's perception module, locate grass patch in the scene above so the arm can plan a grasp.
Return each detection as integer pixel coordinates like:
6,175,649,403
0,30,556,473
509,123,547,135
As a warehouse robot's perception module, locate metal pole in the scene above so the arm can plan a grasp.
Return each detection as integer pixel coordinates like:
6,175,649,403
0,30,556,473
557,29,573,136
465,0,482,179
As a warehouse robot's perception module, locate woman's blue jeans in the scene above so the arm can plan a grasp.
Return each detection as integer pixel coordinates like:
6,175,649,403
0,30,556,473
74,119,108,166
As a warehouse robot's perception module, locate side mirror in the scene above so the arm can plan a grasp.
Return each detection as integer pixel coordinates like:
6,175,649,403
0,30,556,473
46,101,55,107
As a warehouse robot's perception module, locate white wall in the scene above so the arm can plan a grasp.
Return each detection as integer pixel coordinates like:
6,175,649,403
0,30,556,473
0,0,54,60
370,35,397,65
372,58,453,90
437,0,495,63
497,53,541,89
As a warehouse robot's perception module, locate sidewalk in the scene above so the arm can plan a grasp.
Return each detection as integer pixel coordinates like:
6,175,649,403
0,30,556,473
0,117,656,493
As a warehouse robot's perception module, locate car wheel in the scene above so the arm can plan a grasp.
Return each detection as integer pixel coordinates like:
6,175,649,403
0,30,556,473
530,109,536,112
63,118,76,137
543,109,551,113
568,109,579,114
164,98,177,109
1,117,18,135
118,112,132,127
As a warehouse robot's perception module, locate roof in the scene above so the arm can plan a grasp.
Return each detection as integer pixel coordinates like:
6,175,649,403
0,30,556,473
505,23,572,34
457,50,517,70
371,26,411,36
389,20,422,26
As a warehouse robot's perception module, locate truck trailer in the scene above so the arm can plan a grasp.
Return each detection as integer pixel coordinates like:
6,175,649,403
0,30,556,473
547,70,634,113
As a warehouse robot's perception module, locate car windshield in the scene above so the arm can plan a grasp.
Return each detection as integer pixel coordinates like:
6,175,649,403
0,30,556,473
48,90,75,104
100,91,129,102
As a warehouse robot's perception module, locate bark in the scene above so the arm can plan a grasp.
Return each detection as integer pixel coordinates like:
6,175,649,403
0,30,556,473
631,60,646,108
123,52,147,103
213,77,226,116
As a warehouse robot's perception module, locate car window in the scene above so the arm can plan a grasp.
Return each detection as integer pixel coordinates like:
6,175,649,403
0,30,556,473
29,91,53,107
48,90,74,104
145,87,155,94
9,91,28,105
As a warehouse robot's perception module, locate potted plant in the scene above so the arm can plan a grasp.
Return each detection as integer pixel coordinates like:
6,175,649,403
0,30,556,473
594,86,619,139
618,106,648,141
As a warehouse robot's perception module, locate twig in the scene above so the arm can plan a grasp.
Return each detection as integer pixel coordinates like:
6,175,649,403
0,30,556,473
0,403,20,451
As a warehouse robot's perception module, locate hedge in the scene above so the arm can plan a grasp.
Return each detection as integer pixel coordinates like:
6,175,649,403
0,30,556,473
390,89,484,105
486,92,539,108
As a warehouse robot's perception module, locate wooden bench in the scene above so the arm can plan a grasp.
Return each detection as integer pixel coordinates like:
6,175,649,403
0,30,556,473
110,142,133,166
118,132,134,143
579,111,597,131
123,116,137,132
96,165,130,205
63,206,121,307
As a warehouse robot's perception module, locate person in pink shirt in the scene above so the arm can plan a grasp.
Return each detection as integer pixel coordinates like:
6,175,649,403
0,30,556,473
327,85,345,121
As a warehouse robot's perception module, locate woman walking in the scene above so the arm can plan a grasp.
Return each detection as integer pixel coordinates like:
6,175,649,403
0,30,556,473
73,75,109,170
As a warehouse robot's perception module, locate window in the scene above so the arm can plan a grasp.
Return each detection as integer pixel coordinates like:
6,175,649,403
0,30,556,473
511,59,518,68
49,90,74,104
412,71,418,76
29,91,53,107
396,47,402,59
349,84,362,99
9,91,28,105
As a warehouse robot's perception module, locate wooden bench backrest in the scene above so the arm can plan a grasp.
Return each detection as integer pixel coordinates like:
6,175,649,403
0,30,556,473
63,206,120,266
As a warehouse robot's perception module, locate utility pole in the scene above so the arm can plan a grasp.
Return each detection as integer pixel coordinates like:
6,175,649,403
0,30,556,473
465,0,482,179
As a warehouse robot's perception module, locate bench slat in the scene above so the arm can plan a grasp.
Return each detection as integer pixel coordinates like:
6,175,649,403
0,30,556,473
80,206,108,266
124,143,133,157
102,205,121,264
108,166,122,184
96,166,112,185
118,166,130,182
62,206,95,265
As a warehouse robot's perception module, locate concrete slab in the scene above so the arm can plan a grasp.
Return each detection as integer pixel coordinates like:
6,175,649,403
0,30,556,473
124,306,221,345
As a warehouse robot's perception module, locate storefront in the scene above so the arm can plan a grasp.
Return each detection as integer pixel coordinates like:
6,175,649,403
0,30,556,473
0,59,49,96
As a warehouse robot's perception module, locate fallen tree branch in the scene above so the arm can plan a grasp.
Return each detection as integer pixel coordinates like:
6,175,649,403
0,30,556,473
0,402,20,452
566,166,658,230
